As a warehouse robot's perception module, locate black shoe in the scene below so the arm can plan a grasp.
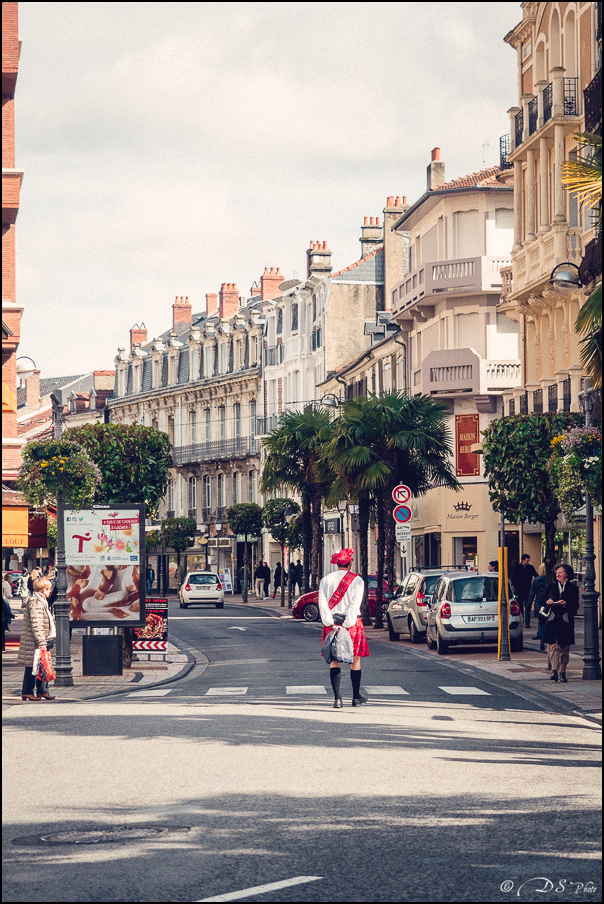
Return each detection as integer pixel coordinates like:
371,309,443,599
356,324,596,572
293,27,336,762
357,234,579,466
531,635,540,640
550,671,558,682
352,694,368,707
540,644,545,651
559,674,568,683
333,698,343,709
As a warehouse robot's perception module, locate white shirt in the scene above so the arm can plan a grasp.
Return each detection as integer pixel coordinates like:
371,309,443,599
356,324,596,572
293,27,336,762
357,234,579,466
318,569,365,629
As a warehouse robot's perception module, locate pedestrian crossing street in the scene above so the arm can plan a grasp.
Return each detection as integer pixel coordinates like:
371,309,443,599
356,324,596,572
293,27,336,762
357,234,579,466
126,684,492,699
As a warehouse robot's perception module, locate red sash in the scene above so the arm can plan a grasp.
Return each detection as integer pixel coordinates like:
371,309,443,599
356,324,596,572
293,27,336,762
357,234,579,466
328,571,357,610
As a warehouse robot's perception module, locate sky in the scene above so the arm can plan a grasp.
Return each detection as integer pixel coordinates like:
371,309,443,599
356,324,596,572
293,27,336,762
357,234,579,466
15,1,521,378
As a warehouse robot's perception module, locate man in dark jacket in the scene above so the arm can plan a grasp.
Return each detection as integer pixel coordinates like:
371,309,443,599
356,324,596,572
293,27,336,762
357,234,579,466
510,554,538,628
543,564,580,682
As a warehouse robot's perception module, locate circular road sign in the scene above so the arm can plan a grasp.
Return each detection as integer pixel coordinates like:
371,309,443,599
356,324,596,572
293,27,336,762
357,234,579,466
392,484,411,505
393,504,412,523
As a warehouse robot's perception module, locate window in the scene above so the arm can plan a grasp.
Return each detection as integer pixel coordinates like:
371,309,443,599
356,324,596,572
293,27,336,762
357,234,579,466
232,472,240,504
167,478,175,512
203,475,211,509
313,296,316,321
219,406,226,440
189,410,197,445
188,477,197,511
291,303,298,332
167,416,175,446
220,344,227,374
204,409,211,442
190,349,198,381
217,473,224,508
249,400,256,434
248,470,257,503
277,309,283,334
206,347,213,378
233,402,241,437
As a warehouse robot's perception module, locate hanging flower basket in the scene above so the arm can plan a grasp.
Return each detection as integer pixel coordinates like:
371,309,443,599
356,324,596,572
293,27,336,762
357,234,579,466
18,439,102,510
548,426,602,520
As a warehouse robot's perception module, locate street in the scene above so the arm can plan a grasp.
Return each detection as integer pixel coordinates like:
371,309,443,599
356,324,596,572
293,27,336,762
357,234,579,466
2,600,601,903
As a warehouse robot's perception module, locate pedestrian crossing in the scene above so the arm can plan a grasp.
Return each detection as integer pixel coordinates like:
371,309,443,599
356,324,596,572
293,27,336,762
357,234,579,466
126,684,491,699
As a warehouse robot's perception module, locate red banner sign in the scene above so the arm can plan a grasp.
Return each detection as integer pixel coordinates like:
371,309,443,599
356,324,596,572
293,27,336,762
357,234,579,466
455,414,480,477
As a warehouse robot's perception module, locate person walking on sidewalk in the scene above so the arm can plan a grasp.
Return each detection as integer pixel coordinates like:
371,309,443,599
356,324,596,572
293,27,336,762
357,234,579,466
543,564,580,683
17,577,56,701
254,563,265,600
262,562,271,600
528,562,549,650
273,562,285,599
511,554,538,628
319,547,369,709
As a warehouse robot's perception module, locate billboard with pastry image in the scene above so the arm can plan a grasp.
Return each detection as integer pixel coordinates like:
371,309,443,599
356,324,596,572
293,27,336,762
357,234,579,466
65,505,145,626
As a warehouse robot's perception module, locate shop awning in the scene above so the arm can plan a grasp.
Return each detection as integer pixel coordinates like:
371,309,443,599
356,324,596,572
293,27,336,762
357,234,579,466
2,505,29,547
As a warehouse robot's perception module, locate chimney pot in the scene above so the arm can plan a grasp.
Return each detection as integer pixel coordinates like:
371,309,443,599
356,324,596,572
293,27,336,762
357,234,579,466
394,196,401,206
377,217,381,227
431,147,441,161
387,196,394,207
403,195,407,204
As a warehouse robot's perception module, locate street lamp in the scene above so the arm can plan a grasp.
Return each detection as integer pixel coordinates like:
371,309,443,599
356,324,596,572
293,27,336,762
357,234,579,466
578,378,602,681
321,393,342,409
50,392,74,687
549,262,582,295
16,356,37,386
336,498,347,548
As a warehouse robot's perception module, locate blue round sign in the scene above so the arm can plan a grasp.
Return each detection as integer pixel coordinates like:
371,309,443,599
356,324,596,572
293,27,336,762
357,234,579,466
393,504,412,523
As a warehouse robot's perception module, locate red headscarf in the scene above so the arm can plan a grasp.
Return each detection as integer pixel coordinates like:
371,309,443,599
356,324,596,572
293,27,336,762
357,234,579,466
330,548,354,567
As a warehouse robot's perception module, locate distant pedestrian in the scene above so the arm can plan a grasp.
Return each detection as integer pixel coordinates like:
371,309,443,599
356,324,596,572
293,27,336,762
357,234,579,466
262,562,271,599
543,564,579,683
2,572,13,601
527,563,548,649
16,568,29,604
46,568,58,611
254,563,265,600
319,547,369,709
291,559,303,596
273,562,284,599
146,563,155,594
17,577,56,701
487,561,498,573
510,554,538,628
2,590,16,651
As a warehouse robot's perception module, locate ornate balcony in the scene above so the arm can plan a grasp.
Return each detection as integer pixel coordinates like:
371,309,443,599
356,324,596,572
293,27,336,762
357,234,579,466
419,349,521,399
391,256,511,318
584,68,602,135
173,436,258,466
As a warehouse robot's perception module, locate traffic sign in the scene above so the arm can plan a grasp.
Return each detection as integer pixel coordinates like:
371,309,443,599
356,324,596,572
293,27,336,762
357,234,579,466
392,504,412,523
395,525,411,541
392,484,411,504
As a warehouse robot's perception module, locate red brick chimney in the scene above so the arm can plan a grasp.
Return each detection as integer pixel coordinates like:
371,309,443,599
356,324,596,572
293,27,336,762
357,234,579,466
173,296,192,329
427,147,445,190
259,267,284,300
206,293,218,316
219,283,239,319
25,369,40,408
129,323,148,351
306,241,332,278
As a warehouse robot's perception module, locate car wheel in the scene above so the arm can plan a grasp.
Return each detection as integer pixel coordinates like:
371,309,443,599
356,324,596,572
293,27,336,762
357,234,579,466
216,602,224,609
387,614,400,641
510,634,523,653
426,627,437,650
409,617,422,644
437,634,449,655
303,603,320,622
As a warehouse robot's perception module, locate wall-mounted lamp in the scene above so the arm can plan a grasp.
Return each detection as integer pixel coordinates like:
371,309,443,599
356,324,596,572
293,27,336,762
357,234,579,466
321,393,342,409
549,262,582,296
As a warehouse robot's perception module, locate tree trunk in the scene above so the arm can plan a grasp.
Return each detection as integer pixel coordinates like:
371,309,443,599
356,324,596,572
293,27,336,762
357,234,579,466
280,543,286,607
358,493,372,625
310,484,322,591
374,487,385,628
243,538,249,603
543,519,557,582
383,487,396,592
302,500,312,593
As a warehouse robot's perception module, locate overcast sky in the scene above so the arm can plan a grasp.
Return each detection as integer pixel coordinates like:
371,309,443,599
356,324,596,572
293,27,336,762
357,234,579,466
16,1,521,378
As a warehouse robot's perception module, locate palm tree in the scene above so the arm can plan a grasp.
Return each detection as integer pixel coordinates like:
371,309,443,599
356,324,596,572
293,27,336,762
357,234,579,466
261,408,334,591
561,132,602,389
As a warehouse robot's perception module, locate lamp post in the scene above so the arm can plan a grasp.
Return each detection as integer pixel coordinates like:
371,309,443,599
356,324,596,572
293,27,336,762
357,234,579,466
579,378,602,681
50,392,74,687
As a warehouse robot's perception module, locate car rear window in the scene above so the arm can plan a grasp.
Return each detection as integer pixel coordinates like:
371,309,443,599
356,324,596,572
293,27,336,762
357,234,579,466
368,577,377,589
189,574,218,585
450,577,499,602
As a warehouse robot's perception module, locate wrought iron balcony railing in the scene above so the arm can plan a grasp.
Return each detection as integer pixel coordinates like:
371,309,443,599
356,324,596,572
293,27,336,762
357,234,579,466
533,388,543,413
528,95,538,135
548,383,558,413
499,133,512,169
514,110,524,149
173,436,258,466
562,378,572,412
584,68,602,135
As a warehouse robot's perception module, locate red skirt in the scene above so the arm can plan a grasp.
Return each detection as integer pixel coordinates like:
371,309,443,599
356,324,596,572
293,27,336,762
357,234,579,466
321,619,370,658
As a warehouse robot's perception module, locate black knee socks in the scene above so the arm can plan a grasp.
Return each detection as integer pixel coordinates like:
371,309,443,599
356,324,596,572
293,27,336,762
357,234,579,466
330,667,341,699
351,669,362,698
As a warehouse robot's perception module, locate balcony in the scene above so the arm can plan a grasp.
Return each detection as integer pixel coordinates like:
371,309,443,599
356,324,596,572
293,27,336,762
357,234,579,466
510,77,581,158
584,68,602,135
173,436,258,466
499,134,512,170
392,256,511,319
419,349,522,399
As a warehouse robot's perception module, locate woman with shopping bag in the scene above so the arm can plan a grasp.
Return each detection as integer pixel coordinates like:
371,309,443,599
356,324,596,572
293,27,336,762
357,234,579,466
17,577,56,701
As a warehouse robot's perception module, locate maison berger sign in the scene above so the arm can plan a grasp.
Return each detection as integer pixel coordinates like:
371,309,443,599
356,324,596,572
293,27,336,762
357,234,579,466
447,501,479,522
455,414,480,477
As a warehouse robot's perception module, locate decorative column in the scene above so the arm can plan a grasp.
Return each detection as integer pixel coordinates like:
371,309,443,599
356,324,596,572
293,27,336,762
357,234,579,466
520,94,533,142
538,137,550,232
535,79,548,129
551,66,565,117
553,123,566,224
508,106,521,152
525,149,537,242
513,161,523,251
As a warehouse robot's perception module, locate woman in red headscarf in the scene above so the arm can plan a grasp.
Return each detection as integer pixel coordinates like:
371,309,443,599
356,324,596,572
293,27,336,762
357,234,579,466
318,548,369,708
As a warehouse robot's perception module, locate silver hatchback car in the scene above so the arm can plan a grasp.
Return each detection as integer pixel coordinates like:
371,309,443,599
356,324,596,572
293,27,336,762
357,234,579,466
425,572,523,654
179,571,225,609
386,570,445,643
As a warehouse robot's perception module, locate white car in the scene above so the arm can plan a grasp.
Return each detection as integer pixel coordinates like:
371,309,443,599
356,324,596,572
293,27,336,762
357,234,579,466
179,571,224,609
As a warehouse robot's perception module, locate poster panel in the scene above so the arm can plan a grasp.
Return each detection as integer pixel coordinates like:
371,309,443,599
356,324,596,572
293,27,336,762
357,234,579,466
66,505,145,627
455,414,480,477
133,598,168,652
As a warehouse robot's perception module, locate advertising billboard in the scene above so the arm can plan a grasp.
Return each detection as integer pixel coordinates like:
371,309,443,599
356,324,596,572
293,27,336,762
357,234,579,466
455,414,480,477
65,505,146,627
133,598,168,652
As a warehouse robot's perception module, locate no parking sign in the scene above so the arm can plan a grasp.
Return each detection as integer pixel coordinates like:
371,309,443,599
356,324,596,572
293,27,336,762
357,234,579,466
392,505,412,523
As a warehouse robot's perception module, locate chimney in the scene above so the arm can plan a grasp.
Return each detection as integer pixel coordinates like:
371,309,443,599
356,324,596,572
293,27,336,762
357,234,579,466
306,241,332,278
219,283,239,319
360,216,383,257
260,267,284,300
173,295,192,330
25,369,41,409
206,293,218,316
427,147,445,190
383,195,411,312
129,323,148,351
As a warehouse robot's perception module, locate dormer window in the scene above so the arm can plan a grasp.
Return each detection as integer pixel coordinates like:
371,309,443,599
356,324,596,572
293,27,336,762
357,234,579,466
291,303,298,332
276,309,283,334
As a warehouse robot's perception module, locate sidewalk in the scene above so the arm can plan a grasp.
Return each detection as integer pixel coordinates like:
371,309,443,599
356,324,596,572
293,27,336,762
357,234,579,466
2,592,602,724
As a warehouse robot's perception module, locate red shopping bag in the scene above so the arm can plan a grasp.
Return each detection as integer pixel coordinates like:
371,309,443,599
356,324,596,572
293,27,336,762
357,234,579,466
37,648,56,682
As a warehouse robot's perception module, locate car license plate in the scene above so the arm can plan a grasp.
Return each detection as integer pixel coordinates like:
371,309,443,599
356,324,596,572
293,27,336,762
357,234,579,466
466,615,497,622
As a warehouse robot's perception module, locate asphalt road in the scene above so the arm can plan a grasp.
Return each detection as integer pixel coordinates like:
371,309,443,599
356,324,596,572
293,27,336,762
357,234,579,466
2,601,601,903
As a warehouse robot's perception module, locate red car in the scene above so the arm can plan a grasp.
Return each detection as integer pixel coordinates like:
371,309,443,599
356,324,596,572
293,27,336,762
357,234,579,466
291,575,392,622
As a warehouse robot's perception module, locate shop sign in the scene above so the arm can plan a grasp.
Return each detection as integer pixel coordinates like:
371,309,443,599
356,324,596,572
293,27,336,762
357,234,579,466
324,518,341,534
133,599,168,651
455,414,480,477
65,504,145,628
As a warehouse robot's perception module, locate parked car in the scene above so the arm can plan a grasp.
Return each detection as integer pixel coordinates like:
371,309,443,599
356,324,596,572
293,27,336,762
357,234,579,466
425,572,523,654
291,574,390,622
179,571,224,608
386,569,446,643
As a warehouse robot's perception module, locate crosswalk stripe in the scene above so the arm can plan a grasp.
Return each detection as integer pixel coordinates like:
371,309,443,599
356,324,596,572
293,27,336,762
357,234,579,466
127,689,173,697
439,686,491,696
204,687,248,696
363,685,409,695
286,686,327,695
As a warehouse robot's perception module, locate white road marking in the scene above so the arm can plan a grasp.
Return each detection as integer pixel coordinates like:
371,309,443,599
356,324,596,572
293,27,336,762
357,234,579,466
439,686,491,695
285,686,327,695
228,627,247,631
170,616,277,620
204,687,248,696
197,875,323,902
127,689,173,697
363,685,409,695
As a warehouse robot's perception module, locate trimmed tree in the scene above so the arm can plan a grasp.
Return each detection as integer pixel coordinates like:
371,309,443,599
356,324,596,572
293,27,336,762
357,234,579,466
262,498,301,608
226,503,263,603
160,517,197,586
482,412,582,577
